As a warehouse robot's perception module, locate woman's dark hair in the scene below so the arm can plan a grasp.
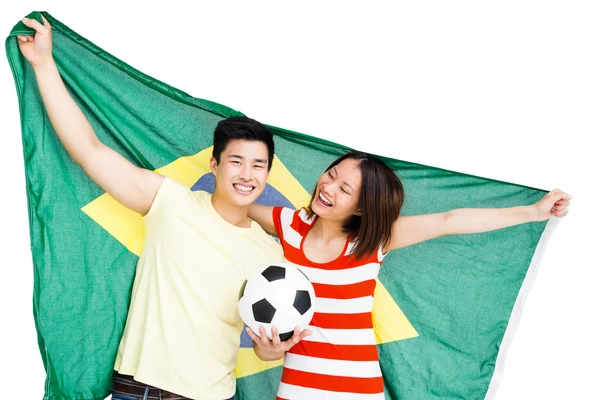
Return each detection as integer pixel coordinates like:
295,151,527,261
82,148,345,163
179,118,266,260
212,116,275,170
306,151,404,260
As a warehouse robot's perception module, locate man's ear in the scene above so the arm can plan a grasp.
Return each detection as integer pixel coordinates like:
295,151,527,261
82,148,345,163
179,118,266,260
210,157,218,175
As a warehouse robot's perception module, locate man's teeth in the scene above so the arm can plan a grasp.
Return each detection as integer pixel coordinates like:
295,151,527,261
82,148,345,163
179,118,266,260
319,192,332,206
234,184,253,192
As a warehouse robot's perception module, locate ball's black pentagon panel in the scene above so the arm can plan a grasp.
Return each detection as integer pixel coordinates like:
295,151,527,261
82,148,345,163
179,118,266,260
261,265,286,282
252,298,276,323
279,330,294,342
293,290,312,315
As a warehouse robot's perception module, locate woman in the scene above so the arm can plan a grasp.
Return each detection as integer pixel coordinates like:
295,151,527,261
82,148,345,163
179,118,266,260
247,150,571,399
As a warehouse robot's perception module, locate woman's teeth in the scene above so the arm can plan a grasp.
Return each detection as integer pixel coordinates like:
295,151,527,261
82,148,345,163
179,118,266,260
319,192,333,206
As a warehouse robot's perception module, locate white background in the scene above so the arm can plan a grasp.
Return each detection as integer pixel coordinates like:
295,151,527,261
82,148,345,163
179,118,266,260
0,1,598,399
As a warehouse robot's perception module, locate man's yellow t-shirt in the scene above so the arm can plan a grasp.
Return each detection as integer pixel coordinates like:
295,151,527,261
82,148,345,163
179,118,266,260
114,177,283,399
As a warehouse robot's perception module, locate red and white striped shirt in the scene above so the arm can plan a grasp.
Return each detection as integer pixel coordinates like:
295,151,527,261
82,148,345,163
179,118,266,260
272,207,385,400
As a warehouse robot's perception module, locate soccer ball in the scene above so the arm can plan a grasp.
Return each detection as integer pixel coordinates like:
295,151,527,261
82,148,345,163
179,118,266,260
238,263,316,341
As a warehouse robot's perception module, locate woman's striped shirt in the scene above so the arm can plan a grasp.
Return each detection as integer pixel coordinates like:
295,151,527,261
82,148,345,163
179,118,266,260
272,207,385,400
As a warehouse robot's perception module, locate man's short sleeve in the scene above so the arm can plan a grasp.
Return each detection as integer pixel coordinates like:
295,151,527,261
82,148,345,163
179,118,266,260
143,177,191,222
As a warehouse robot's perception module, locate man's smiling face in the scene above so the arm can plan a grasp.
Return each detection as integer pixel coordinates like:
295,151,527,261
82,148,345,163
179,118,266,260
210,139,270,207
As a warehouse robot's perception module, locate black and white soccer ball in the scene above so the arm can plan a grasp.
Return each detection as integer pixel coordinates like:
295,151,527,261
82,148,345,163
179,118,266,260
238,263,316,341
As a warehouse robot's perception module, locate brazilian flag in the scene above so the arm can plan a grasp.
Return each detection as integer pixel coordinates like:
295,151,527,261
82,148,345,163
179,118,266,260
6,11,558,400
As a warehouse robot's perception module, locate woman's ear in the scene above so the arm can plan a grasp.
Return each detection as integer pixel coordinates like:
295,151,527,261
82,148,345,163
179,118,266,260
355,208,362,216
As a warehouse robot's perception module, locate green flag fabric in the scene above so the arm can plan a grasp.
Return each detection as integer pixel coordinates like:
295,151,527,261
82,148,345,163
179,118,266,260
6,11,558,400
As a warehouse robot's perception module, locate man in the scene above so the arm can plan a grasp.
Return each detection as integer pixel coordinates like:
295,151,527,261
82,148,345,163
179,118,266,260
18,16,307,400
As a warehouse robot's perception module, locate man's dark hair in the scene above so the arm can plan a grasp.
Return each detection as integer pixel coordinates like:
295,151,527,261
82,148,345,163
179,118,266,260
212,116,275,170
